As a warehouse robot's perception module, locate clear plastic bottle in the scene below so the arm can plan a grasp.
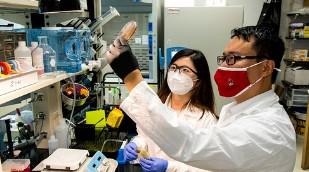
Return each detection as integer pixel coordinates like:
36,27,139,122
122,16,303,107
38,36,57,74
54,118,70,148
48,134,59,155
31,42,44,75
14,41,33,71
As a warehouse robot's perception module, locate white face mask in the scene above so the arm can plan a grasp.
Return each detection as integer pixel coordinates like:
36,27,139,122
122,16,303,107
167,71,194,95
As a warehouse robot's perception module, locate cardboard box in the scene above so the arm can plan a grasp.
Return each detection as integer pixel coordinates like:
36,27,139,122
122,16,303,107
304,0,309,7
285,67,309,85
290,49,308,61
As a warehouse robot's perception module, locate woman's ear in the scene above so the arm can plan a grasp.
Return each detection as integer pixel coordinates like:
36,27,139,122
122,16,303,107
193,79,200,88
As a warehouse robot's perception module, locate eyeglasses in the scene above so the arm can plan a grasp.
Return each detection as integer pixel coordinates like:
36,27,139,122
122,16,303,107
168,64,198,75
217,54,259,65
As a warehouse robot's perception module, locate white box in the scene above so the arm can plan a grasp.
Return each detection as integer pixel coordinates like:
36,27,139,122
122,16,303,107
285,67,309,85
0,70,38,96
43,148,89,170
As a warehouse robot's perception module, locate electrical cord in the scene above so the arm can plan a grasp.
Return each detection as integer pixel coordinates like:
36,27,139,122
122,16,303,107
66,76,76,148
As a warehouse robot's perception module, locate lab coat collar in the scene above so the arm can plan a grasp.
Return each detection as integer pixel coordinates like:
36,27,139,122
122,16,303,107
165,93,202,118
229,90,279,115
218,90,279,126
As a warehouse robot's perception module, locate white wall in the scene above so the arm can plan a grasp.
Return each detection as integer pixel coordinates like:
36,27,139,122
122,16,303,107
165,0,264,26
226,0,264,26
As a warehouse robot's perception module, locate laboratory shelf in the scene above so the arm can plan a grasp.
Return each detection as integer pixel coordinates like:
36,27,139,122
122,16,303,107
285,37,309,40
287,8,309,16
0,0,38,11
283,59,309,67
0,72,80,105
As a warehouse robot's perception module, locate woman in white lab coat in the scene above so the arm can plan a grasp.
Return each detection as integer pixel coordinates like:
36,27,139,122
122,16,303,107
124,48,217,172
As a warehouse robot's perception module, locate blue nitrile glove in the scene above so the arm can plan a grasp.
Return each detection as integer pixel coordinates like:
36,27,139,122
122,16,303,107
140,157,168,172
124,142,138,162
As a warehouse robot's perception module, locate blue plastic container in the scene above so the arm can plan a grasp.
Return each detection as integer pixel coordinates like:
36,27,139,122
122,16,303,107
17,28,92,73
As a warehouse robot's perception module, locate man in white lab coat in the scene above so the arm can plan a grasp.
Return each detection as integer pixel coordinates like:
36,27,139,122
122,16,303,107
106,25,296,171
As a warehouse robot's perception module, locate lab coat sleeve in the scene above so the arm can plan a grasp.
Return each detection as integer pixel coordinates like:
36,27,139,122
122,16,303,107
167,160,209,172
131,134,148,151
120,81,289,171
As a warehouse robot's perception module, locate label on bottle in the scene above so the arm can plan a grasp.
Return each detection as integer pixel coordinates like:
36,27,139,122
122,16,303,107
50,58,56,67
16,57,33,71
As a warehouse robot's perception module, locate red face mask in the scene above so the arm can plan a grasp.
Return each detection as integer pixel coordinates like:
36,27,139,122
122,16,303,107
214,61,264,98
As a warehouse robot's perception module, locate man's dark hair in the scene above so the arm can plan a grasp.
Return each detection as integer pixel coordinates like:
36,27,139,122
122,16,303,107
231,25,285,83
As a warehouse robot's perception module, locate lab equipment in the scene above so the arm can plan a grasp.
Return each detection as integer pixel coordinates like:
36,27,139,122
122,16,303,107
86,151,107,172
106,107,124,128
24,28,91,73
42,148,89,170
85,109,106,129
61,83,90,110
37,36,57,74
88,6,120,33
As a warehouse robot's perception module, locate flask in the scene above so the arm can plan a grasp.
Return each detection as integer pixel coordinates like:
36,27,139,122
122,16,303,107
38,36,57,74
48,135,59,155
31,42,44,75
54,118,70,148
14,41,33,71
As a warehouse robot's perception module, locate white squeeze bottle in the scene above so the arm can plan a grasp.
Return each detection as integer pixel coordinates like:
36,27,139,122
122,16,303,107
31,42,44,75
14,41,33,71
48,135,59,155
54,118,70,148
0,157,2,172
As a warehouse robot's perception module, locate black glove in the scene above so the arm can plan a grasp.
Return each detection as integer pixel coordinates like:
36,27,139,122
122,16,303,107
106,37,139,80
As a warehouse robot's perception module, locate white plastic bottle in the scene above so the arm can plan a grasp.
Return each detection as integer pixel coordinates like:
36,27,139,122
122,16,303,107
31,42,44,75
0,157,2,172
14,41,33,71
30,42,38,51
48,135,59,155
54,118,70,148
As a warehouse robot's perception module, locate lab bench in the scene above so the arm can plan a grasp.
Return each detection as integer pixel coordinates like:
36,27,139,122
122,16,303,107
32,148,143,172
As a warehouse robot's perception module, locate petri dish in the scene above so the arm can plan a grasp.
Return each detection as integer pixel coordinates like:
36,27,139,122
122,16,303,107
118,21,137,41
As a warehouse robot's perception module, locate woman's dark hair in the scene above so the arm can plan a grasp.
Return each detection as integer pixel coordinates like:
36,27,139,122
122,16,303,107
231,25,285,83
158,48,216,117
